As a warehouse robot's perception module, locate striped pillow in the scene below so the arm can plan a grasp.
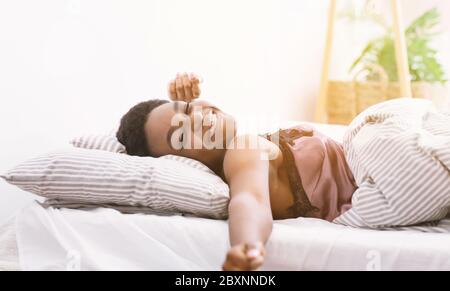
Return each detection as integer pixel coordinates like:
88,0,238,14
70,134,126,153
1,148,230,219
69,134,209,171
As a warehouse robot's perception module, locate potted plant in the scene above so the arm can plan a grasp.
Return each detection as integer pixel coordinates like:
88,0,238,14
351,7,447,93
327,6,448,124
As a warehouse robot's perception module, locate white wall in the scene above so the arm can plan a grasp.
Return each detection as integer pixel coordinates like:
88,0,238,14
0,0,449,224
0,0,331,223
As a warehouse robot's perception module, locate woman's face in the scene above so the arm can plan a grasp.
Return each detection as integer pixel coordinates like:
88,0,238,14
144,100,236,163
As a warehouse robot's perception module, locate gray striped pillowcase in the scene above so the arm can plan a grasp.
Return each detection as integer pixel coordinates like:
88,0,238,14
69,133,216,173
1,148,230,219
70,134,126,153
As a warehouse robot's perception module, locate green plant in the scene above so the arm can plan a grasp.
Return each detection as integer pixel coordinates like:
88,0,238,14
349,8,447,84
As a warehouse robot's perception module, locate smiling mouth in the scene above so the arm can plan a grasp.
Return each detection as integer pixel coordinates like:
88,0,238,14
208,117,218,140
204,109,217,135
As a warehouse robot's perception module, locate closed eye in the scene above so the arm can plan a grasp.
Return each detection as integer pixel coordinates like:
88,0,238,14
185,102,191,115
179,133,184,143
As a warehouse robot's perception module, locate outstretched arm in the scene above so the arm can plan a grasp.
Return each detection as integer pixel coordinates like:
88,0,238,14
222,147,273,271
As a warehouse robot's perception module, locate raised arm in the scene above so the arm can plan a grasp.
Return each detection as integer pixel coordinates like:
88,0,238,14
222,146,273,271
168,72,201,102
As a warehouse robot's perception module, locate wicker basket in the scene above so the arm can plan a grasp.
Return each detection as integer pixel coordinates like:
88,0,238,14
326,81,357,125
327,64,447,125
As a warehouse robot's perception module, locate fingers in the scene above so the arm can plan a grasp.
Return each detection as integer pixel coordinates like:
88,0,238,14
169,72,202,101
223,245,248,271
175,74,186,101
222,256,263,271
222,243,265,271
190,73,201,98
168,80,177,101
248,254,265,270
245,243,265,270
246,242,265,258
182,73,193,100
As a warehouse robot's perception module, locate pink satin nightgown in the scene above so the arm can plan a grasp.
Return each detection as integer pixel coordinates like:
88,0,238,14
286,125,357,221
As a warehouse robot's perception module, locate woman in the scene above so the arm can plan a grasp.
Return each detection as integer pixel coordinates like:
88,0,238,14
116,73,358,271
117,73,450,270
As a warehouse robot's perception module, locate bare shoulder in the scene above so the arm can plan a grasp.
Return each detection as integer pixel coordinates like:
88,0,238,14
223,135,281,181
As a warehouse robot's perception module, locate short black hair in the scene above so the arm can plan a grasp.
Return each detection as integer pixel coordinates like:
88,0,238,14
117,99,169,157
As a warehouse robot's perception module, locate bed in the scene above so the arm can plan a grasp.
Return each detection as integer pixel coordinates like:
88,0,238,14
1,123,450,271
2,202,450,271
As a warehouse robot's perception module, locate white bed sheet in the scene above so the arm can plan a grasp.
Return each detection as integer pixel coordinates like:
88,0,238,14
13,202,450,271
5,123,450,271
0,218,20,271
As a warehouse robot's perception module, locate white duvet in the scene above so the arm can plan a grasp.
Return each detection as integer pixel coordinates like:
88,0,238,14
12,202,450,271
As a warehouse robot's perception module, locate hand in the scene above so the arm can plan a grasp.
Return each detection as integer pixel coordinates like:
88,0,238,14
168,72,201,102
222,242,266,271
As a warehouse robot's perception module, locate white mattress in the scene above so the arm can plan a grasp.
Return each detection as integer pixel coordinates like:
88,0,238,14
8,202,450,271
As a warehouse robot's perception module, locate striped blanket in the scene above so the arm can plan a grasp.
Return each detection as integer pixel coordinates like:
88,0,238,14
334,98,450,232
